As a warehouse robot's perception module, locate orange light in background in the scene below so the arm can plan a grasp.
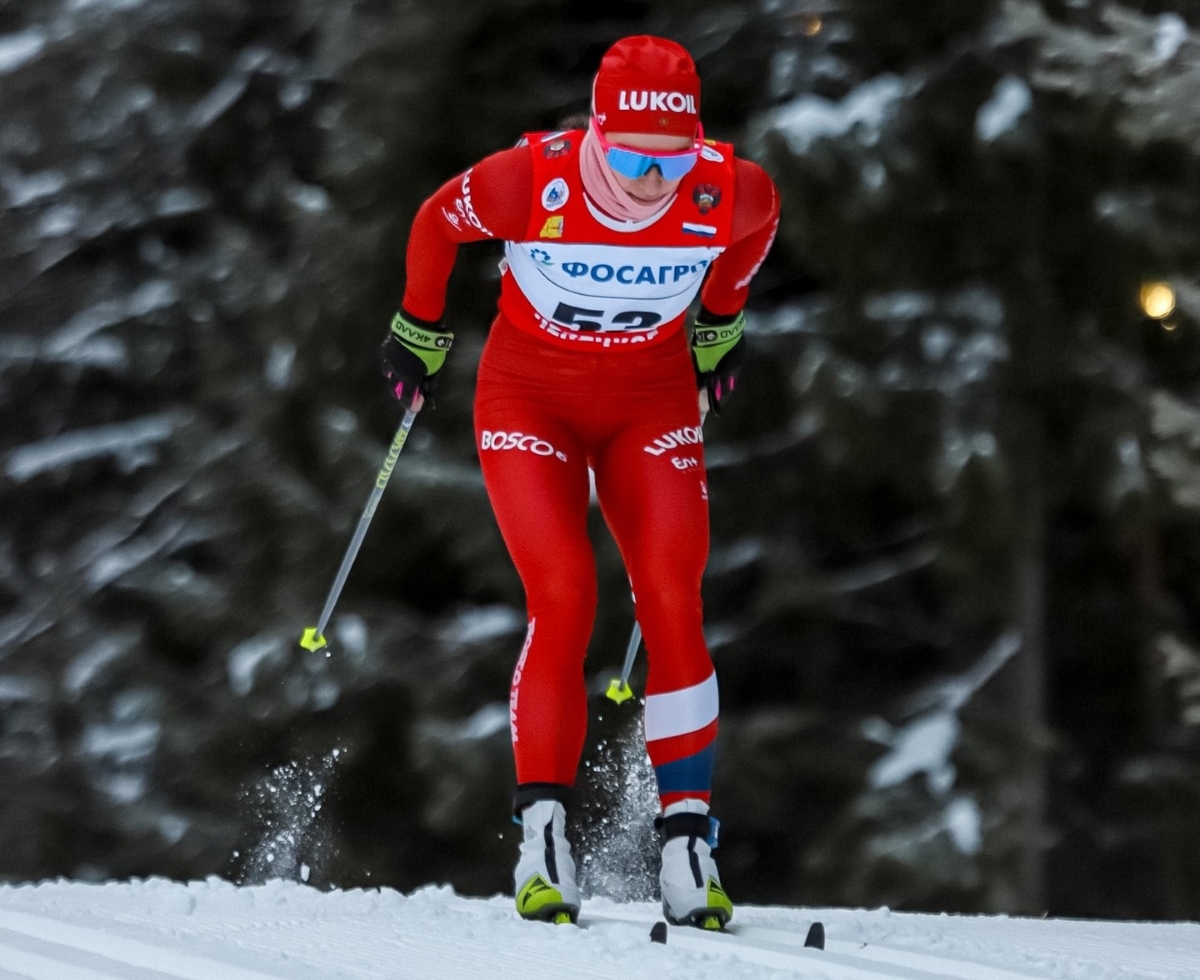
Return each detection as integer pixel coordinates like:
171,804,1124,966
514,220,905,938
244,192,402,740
1140,281,1176,319
789,12,824,36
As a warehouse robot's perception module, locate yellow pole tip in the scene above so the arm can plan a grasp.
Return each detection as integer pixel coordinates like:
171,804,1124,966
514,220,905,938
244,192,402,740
605,679,634,704
299,628,327,652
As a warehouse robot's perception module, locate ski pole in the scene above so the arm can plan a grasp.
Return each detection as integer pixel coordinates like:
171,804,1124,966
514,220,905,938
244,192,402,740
604,395,710,704
605,619,642,704
300,407,419,653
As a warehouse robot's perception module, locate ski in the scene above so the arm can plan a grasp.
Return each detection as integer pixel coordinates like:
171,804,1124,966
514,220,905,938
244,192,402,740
646,917,826,948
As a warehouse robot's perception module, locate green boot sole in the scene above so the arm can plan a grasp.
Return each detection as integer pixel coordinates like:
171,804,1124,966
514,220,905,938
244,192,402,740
515,874,579,925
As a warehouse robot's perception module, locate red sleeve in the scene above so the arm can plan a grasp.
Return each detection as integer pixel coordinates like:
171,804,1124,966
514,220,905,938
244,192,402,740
401,145,533,323
698,158,780,318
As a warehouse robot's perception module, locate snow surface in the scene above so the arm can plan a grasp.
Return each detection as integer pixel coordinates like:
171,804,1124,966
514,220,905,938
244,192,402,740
0,29,46,75
0,877,1197,980
975,76,1031,142
765,76,907,154
5,413,185,482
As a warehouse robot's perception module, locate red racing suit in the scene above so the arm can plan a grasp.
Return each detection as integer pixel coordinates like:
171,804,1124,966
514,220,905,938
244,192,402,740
401,128,780,809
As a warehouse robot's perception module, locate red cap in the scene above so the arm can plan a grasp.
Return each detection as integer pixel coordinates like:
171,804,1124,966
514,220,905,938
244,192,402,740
590,35,701,138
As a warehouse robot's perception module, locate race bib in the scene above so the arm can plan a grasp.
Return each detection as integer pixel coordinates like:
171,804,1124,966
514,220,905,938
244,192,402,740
503,240,722,336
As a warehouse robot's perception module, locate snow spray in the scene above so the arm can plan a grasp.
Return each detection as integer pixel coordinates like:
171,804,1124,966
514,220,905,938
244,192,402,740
236,747,341,885
576,710,660,902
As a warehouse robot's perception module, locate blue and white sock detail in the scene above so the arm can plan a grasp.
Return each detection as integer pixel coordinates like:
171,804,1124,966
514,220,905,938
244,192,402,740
644,670,719,805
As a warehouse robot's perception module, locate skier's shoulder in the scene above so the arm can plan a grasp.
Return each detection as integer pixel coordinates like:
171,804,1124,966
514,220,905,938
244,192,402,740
729,155,780,228
514,128,585,156
467,141,539,199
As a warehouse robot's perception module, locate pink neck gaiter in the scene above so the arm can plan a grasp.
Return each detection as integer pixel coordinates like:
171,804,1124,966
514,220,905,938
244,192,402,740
579,123,674,224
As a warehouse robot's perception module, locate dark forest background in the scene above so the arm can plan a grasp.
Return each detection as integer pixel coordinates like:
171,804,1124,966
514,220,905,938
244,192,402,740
4,0,1200,921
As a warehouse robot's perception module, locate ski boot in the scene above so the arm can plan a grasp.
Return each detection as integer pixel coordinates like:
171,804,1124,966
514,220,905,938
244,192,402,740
513,797,580,925
656,799,733,930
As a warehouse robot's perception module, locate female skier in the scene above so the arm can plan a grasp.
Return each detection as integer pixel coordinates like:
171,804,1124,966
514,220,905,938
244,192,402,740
380,35,780,928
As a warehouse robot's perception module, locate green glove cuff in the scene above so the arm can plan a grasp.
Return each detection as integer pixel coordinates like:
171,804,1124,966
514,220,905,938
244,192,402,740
691,311,745,374
390,313,455,375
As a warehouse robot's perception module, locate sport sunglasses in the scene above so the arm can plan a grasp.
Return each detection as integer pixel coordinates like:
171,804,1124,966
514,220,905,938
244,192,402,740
591,118,704,181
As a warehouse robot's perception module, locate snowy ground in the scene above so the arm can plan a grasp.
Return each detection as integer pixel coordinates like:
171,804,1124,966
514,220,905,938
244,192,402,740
0,877,1197,980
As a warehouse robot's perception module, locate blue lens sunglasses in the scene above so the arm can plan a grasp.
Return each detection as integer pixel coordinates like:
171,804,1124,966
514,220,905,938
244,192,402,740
592,118,703,181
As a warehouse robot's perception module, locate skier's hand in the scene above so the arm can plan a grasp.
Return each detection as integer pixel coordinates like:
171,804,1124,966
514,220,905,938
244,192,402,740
381,312,455,411
691,310,745,415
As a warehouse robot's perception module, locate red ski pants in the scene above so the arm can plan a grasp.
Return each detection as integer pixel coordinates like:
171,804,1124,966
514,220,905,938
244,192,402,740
474,317,717,809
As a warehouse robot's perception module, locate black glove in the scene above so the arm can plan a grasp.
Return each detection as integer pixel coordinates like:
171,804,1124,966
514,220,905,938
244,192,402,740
691,309,745,415
381,311,455,410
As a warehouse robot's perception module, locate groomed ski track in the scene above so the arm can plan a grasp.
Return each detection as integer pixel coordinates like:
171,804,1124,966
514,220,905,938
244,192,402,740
0,878,1197,980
